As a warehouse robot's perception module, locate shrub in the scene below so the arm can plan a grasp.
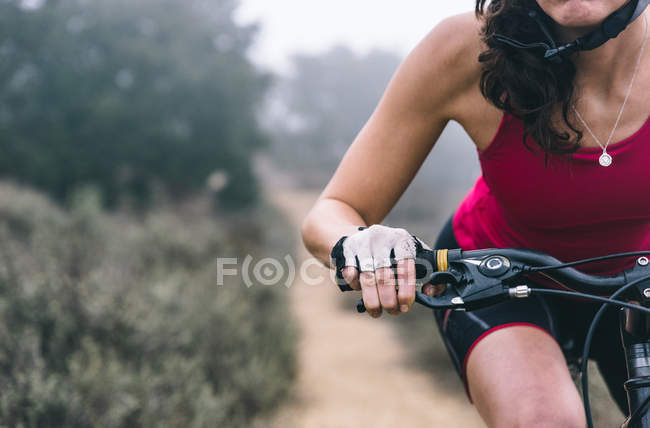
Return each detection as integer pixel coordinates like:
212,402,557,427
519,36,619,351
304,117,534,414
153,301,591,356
0,182,295,427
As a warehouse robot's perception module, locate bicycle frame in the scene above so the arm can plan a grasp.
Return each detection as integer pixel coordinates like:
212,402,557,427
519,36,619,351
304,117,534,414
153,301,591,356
622,305,650,427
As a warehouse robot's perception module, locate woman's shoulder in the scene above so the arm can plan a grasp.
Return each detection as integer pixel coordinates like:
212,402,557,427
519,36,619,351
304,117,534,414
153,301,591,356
394,12,487,120
399,12,501,144
429,12,485,57
368,11,499,151
415,12,484,89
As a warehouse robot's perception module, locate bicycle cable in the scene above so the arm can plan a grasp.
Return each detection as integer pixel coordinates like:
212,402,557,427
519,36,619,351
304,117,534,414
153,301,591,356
578,274,650,428
526,251,650,273
529,288,650,315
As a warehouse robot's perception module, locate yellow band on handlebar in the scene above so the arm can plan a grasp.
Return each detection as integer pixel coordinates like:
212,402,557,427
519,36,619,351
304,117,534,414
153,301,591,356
437,249,448,272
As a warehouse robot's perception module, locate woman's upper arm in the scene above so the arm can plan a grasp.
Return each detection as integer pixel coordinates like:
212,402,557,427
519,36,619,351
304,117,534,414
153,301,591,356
320,13,482,225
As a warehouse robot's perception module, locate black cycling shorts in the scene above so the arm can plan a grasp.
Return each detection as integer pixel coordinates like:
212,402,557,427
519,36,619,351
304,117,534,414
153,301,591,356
433,216,628,414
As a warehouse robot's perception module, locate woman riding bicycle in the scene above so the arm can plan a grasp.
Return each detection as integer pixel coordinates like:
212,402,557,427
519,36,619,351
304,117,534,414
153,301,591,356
301,0,650,426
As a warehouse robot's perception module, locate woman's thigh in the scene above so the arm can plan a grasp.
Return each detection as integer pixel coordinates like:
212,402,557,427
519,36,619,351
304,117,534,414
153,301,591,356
466,325,585,428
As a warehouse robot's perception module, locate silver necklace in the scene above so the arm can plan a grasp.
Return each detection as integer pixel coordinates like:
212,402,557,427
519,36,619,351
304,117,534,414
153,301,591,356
572,17,648,167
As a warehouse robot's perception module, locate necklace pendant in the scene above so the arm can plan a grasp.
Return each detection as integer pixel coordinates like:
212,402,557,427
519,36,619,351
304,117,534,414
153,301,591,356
599,152,612,167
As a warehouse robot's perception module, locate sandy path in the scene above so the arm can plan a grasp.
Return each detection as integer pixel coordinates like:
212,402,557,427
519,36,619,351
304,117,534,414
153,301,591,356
272,190,484,428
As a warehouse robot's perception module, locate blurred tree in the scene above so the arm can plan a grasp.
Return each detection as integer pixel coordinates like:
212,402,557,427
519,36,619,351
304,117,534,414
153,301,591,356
0,0,266,208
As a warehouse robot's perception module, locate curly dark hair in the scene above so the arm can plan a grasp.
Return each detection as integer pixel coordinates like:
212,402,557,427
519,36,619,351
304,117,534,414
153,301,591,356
476,0,583,154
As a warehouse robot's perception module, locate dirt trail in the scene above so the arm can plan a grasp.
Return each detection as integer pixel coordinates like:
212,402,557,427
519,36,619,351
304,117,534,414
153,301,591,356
272,190,484,428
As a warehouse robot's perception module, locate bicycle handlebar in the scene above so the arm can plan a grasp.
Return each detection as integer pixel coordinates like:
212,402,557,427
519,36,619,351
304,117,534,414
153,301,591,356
461,248,629,294
349,247,650,313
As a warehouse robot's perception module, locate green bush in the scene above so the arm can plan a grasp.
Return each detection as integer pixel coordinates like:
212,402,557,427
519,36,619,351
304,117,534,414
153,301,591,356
0,182,296,427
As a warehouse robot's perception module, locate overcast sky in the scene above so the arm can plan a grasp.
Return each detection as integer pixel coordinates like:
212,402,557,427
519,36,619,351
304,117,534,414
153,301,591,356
235,1,475,73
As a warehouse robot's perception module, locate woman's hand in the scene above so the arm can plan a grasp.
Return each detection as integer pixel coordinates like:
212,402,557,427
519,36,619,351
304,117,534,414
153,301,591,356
332,224,429,318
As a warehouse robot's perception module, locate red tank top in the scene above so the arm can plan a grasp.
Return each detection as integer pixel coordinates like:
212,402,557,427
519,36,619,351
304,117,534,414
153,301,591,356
453,112,650,277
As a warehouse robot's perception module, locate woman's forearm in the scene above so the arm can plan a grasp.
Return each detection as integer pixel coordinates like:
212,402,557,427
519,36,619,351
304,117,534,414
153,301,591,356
301,198,368,266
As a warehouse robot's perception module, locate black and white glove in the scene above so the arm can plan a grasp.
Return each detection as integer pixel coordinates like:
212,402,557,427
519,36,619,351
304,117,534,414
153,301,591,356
330,224,431,292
